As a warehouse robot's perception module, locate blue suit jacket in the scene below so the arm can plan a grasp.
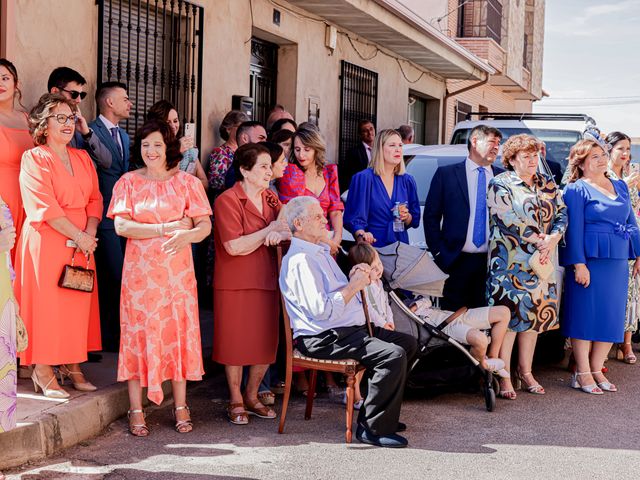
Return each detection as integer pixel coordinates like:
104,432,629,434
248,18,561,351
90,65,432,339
88,117,130,229
423,160,503,271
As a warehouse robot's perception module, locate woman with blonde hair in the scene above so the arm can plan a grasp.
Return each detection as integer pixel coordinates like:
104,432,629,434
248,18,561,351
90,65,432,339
486,134,567,399
560,136,640,394
344,128,420,247
278,126,344,254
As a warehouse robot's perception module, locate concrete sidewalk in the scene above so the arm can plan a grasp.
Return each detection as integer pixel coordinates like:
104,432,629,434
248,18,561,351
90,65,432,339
0,354,141,470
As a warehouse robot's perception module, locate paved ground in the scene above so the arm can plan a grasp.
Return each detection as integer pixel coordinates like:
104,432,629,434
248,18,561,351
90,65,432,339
5,359,640,480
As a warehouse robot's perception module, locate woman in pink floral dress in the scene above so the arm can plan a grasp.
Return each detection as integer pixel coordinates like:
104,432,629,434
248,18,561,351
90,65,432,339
108,120,212,436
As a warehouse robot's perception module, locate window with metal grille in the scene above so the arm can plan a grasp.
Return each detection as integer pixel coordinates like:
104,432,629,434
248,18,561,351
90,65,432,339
250,38,278,126
457,0,502,44
456,100,472,124
339,61,378,165
97,0,204,142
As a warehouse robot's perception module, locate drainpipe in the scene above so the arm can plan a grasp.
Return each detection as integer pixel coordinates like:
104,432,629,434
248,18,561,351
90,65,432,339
440,74,490,144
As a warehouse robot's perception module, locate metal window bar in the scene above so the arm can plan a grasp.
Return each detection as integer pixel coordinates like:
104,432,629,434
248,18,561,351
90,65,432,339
250,38,278,125
98,0,203,144
458,0,502,44
339,61,378,165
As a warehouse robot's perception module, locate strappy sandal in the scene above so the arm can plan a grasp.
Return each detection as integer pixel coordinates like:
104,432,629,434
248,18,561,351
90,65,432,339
257,391,276,406
244,397,277,419
227,402,249,425
498,374,517,400
617,343,637,364
127,409,149,437
173,405,193,433
516,371,545,395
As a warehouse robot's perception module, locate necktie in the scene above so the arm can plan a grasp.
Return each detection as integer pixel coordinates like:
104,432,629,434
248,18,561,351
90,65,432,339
110,127,122,157
472,166,486,248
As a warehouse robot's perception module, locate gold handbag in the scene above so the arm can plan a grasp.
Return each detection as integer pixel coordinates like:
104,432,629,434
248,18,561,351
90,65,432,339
529,249,555,282
58,251,95,293
14,301,28,352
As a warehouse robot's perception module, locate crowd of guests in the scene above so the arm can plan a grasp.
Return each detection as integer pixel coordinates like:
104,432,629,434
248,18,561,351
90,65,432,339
0,56,639,455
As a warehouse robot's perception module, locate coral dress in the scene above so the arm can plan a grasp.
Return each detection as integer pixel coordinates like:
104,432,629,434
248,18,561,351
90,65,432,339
108,171,211,405
15,146,103,365
0,123,34,263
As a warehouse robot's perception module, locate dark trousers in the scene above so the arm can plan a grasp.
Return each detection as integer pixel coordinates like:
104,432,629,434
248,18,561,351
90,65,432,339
297,325,417,436
95,228,125,352
441,252,488,311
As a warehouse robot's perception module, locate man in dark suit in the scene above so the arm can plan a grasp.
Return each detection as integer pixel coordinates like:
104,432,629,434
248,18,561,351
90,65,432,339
338,119,375,193
89,81,132,351
47,67,113,169
423,125,503,311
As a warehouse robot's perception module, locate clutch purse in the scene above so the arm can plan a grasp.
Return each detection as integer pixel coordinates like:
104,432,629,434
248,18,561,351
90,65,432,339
58,251,95,293
15,304,28,352
529,250,555,282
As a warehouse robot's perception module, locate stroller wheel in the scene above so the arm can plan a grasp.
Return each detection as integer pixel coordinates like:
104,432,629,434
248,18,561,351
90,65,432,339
492,376,500,394
485,383,496,412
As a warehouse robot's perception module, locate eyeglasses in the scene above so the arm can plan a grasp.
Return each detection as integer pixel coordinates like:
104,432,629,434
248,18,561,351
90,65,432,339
48,113,78,124
60,88,87,100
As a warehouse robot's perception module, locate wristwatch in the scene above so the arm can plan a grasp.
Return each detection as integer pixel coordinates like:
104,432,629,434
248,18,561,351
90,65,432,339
81,128,94,140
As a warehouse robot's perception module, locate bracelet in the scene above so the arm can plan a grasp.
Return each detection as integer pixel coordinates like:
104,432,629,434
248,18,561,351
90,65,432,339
74,230,84,245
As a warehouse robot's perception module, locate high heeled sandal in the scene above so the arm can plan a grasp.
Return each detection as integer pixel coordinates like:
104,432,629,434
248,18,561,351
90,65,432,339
31,370,70,399
515,371,545,395
570,372,603,395
498,374,517,400
616,343,637,364
591,371,617,392
127,409,150,437
173,405,193,433
58,365,97,392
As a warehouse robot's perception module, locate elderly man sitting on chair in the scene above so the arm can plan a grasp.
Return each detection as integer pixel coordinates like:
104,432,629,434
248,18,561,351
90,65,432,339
279,196,418,448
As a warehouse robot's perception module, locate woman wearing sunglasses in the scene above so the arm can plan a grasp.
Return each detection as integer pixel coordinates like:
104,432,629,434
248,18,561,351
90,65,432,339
13,93,103,398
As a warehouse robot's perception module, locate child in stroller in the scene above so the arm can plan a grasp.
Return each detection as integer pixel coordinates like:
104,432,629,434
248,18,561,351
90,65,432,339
349,243,510,376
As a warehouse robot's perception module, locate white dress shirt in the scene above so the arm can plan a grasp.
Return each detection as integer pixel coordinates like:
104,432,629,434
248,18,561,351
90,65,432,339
462,157,494,253
363,142,372,162
99,114,123,155
279,237,366,338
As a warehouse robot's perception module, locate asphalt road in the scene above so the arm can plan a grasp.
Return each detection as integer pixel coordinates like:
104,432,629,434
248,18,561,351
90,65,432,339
6,360,640,480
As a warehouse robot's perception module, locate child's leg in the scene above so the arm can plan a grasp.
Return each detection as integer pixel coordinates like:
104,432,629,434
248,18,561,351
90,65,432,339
487,306,510,359
466,328,489,366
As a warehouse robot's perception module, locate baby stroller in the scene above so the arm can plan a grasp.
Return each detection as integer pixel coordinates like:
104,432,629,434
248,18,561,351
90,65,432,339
376,242,499,412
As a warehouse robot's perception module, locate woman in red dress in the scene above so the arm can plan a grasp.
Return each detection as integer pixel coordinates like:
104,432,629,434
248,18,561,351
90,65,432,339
0,59,33,263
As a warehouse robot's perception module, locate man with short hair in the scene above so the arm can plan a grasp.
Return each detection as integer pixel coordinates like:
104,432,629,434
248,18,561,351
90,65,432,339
280,196,417,448
224,120,268,188
423,125,503,310
339,119,375,192
266,104,294,132
47,67,113,168
89,81,132,352
397,125,414,145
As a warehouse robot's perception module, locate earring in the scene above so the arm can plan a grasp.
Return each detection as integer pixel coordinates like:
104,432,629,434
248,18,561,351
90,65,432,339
44,130,48,137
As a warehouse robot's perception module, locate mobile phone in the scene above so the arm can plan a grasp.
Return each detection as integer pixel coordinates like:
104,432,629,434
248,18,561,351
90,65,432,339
184,122,196,140
631,163,640,173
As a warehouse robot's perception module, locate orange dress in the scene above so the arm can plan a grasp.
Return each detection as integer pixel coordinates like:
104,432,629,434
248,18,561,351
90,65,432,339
15,146,103,365
213,183,281,366
108,171,211,405
0,123,34,263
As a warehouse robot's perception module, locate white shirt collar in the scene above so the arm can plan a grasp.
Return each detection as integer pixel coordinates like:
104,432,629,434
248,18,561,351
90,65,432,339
465,157,490,174
290,237,330,256
99,114,119,131
362,142,372,151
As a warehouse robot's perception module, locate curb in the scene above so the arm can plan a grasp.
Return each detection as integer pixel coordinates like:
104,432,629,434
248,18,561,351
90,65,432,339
0,382,171,470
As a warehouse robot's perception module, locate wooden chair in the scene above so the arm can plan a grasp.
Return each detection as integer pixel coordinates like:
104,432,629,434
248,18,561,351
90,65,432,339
277,245,366,443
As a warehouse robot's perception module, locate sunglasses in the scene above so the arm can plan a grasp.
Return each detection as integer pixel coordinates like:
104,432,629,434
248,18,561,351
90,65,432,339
60,88,87,100
48,113,78,124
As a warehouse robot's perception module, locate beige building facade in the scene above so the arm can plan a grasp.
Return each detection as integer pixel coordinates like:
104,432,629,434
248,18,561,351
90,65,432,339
1,0,543,158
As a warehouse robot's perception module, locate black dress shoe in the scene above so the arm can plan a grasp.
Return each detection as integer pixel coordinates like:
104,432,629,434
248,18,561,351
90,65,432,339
397,422,407,432
356,423,408,448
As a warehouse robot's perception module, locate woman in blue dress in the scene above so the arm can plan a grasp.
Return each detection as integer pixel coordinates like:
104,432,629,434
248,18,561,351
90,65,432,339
344,129,420,247
561,138,640,395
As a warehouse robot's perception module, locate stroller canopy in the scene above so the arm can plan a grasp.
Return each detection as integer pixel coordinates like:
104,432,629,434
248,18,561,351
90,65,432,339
376,242,449,297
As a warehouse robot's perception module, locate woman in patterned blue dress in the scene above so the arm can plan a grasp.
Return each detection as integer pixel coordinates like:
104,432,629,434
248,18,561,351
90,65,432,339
487,134,567,400
561,138,640,394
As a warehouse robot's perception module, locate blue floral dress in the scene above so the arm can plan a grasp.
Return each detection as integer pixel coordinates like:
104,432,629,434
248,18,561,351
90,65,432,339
487,172,568,332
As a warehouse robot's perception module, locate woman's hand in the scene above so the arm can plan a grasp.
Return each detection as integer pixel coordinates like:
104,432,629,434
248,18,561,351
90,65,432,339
355,229,375,244
625,171,640,189
264,230,291,246
0,226,16,253
162,230,193,255
269,219,289,234
164,217,193,235
633,258,640,277
535,233,561,264
326,237,341,256
76,231,98,255
574,263,590,288
395,204,412,225
179,136,194,153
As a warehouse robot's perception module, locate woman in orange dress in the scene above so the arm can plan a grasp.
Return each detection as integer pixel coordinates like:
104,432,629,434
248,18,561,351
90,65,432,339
108,120,211,436
14,93,102,399
213,143,290,425
0,59,34,263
